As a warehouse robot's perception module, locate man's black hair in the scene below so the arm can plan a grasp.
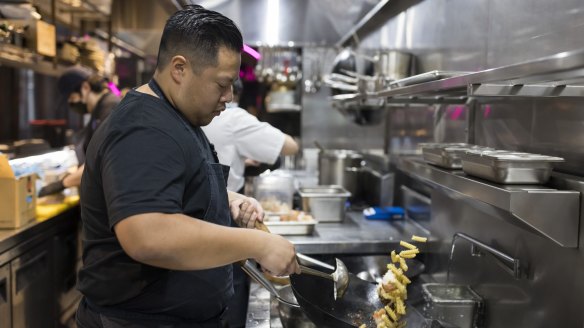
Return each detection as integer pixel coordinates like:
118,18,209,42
87,75,108,93
157,5,243,73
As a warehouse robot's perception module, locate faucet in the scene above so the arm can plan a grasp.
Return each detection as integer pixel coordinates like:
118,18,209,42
450,232,523,279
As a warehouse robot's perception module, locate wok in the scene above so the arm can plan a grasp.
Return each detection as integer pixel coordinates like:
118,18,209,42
241,221,425,327
243,256,425,328
290,270,383,328
242,259,381,328
289,257,425,328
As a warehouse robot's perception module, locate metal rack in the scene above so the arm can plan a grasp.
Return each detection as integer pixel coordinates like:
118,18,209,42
397,157,581,248
362,49,584,104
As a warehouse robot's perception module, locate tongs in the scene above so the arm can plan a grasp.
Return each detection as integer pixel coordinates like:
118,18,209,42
240,221,350,301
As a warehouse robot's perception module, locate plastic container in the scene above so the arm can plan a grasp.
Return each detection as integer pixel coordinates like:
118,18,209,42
253,172,295,214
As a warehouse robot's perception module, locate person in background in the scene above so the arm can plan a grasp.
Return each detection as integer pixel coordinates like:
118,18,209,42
202,79,299,194
37,67,119,197
75,5,299,328
202,80,299,327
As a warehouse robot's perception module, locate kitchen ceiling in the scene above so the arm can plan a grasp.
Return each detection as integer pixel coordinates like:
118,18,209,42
111,0,379,56
32,0,380,57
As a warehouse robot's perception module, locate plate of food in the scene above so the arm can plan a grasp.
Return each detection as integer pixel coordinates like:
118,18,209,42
264,210,317,235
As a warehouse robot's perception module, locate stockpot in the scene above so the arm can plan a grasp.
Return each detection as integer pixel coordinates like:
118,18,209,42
318,149,363,196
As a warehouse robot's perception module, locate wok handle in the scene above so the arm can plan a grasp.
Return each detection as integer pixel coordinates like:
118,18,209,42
299,265,334,281
255,220,271,233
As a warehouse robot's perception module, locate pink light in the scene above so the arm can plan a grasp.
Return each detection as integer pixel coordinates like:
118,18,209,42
449,106,464,120
484,105,492,118
108,82,121,97
243,44,261,60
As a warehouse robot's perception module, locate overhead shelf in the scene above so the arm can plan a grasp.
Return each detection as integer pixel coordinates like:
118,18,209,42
0,45,66,77
363,49,584,103
397,157,581,248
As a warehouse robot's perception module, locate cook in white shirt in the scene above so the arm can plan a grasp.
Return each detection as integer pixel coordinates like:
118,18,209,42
202,80,299,192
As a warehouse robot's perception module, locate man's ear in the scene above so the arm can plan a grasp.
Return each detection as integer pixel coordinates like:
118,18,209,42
169,55,188,83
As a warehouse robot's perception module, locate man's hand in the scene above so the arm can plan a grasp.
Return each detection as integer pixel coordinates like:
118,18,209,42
230,196,264,229
255,233,300,276
38,180,65,197
244,158,261,167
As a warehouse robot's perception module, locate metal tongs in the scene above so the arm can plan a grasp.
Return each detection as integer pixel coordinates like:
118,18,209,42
298,258,349,300
241,221,350,302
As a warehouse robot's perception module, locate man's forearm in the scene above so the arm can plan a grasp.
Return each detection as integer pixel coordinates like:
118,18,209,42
115,212,268,271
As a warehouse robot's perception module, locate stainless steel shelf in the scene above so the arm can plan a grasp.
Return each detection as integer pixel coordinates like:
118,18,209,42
367,49,584,102
397,158,580,248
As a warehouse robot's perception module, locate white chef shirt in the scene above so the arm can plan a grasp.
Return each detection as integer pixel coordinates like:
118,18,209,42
202,104,285,192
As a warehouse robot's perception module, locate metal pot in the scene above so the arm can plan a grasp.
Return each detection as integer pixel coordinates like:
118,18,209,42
375,50,413,81
318,150,363,196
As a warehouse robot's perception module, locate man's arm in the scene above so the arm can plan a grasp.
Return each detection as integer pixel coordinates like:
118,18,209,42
280,135,299,156
63,164,84,188
114,212,299,276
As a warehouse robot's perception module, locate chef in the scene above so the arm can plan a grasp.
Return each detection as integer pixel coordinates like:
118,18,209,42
75,5,300,328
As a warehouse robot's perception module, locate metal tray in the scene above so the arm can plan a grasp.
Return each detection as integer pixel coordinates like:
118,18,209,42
264,220,317,235
390,70,469,88
422,144,492,169
298,185,351,222
460,150,564,184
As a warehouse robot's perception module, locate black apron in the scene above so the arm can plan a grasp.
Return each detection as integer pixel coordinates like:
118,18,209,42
77,80,233,328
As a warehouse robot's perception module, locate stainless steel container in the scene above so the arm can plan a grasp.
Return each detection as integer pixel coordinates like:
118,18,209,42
375,50,413,81
460,150,564,184
264,220,317,235
422,144,493,169
422,283,484,328
298,185,351,222
318,149,363,196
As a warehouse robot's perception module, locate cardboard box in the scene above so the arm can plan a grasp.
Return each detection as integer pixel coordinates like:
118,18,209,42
6,19,56,57
33,20,56,57
0,155,37,229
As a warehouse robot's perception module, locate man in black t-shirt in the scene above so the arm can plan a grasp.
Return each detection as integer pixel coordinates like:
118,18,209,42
76,5,300,328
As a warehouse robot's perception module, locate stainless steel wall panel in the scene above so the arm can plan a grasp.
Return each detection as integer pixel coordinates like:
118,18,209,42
360,0,490,72
487,0,584,67
474,99,584,176
188,0,378,46
301,47,386,150
426,189,584,328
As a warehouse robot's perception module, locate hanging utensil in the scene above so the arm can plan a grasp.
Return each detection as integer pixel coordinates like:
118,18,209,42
314,140,326,152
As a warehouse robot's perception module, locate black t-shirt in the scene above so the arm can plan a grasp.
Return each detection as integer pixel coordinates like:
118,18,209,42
78,89,233,322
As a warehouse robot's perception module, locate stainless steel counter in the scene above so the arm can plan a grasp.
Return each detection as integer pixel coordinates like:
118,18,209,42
246,210,433,327
286,211,431,255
